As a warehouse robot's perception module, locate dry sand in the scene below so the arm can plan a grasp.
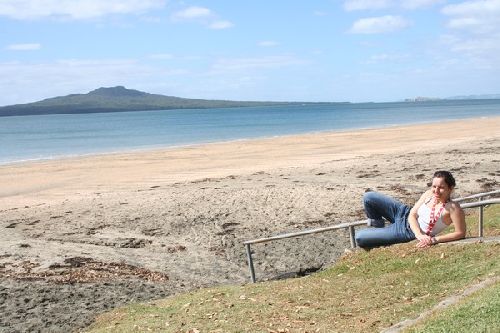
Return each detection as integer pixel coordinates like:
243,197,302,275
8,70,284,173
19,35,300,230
1,117,499,332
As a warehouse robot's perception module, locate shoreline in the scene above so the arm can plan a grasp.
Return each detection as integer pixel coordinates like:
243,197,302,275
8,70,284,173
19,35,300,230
2,114,499,167
1,116,499,208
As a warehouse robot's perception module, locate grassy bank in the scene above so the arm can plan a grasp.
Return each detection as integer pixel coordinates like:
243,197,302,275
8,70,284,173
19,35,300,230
85,205,499,333
406,281,499,333
464,203,499,237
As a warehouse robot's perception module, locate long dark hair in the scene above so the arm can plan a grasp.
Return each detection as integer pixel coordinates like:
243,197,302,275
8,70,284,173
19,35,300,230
433,170,456,188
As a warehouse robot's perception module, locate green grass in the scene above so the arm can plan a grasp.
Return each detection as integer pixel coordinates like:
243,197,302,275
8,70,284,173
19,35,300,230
464,203,500,237
405,281,500,333
85,243,499,333
85,205,499,333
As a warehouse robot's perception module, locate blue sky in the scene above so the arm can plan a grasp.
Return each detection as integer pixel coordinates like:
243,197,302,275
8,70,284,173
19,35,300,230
1,0,499,105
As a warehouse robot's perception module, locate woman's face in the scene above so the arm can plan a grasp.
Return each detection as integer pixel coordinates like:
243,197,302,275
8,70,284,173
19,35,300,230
431,177,452,201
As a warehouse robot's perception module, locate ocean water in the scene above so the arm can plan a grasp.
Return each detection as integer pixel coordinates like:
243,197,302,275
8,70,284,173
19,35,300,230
1,99,499,164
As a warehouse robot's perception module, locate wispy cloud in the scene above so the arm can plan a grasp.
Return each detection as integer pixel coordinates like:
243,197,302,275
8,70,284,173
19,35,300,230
210,55,305,73
349,15,410,34
209,20,234,30
440,0,500,66
343,0,391,11
171,6,211,20
402,0,444,9
343,0,443,11
442,0,500,34
171,5,233,30
313,10,328,16
258,41,279,47
363,53,410,64
442,0,500,15
448,37,500,53
6,43,41,51
0,0,166,20
148,53,174,60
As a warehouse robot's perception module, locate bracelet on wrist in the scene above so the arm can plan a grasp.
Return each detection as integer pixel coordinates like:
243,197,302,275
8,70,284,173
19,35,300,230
431,236,438,245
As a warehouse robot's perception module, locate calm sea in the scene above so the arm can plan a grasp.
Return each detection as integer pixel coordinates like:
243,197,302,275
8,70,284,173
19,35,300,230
1,99,499,164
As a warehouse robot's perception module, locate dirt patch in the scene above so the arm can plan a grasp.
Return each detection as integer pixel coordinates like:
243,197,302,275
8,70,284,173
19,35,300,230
1,257,169,284
0,278,175,333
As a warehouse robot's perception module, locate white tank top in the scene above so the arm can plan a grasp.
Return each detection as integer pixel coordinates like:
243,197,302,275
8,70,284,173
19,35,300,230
417,199,449,236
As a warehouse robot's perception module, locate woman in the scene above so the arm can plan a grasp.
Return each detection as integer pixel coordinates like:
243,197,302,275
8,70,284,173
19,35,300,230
355,170,466,248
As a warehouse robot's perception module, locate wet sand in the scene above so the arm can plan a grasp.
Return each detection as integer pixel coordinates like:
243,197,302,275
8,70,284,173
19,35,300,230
1,117,499,332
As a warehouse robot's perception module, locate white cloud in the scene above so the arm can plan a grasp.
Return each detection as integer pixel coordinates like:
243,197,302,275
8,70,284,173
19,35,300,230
313,10,328,16
171,6,233,30
447,17,482,29
343,0,391,11
401,0,444,9
439,32,500,68
0,0,166,20
442,0,500,16
6,43,41,51
171,6,212,20
344,0,443,10
148,53,174,60
442,0,500,34
209,20,234,30
449,37,500,53
364,53,410,64
258,41,279,47
349,15,410,34
439,0,500,67
210,56,305,73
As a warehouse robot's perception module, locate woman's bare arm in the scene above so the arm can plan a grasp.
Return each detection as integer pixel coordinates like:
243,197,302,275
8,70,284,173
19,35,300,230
434,202,466,243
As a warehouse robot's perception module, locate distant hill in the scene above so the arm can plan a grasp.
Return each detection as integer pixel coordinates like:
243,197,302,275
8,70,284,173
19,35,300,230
0,86,293,117
446,94,500,100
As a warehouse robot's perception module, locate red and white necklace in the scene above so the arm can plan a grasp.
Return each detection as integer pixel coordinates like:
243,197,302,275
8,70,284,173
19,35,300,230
426,197,446,236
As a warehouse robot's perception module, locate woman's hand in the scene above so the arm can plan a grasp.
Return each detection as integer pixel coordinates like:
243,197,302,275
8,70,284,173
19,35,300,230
415,234,433,248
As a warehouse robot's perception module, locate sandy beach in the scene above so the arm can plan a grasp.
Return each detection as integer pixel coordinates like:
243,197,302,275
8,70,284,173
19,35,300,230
1,117,499,332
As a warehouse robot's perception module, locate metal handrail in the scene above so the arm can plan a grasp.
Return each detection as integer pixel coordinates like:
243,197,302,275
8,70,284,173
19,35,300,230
244,220,367,245
454,189,500,203
243,192,499,283
460,198,500,208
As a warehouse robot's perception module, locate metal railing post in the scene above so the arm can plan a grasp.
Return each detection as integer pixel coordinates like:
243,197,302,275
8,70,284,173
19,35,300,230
349,225,356,248
479,205,484,238
245,243,256,283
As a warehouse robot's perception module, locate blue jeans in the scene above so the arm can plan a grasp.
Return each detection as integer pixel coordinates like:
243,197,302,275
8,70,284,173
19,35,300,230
355,191,415,248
